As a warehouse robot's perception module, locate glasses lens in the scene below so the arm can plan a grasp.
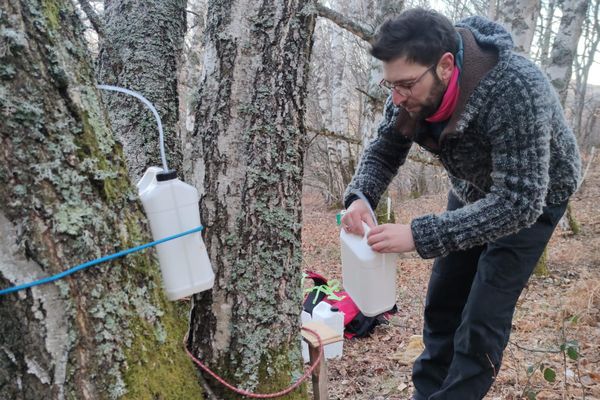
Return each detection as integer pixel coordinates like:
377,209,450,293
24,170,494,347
394,85,411,97
379,80,392,91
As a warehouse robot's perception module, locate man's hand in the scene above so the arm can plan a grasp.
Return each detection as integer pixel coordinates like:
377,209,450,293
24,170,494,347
341,199,376,236
367,223,415,254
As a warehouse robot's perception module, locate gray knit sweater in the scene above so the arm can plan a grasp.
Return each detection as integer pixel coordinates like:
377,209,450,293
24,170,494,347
344,16,582,259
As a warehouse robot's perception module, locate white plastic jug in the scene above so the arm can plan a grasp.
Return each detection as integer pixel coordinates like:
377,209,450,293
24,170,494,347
312,302,344,359
137,167,215,300
340,222,397,317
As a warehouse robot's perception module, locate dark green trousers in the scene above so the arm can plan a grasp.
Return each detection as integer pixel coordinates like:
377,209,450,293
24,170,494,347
412,192,567,400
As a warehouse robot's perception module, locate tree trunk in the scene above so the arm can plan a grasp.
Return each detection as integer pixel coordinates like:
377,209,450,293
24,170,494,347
186,0,316,398
535,0,588,275
572,0,600,139
488,0,500,20
546,0,588,236
327,21,349,205
180,0,208,181
533,246,550,276
97,0,186,182
359,0,402,146
495,0,541,55
539,0,557,66
0,1,202,399
546,0,590,104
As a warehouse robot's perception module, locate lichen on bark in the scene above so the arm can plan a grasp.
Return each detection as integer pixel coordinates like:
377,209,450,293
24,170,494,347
0,1,202,398
186,1,316,397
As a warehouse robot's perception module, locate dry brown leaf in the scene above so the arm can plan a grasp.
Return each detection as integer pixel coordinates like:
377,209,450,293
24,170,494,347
389,335,424,365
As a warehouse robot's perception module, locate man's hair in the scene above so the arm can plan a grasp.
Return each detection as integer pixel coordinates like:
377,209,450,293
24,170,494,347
370,8,458,66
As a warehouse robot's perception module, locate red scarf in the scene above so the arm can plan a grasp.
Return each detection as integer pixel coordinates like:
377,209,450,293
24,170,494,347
426,66,460,123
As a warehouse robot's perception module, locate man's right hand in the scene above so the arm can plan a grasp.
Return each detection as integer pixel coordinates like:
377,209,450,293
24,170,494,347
341,199,376,236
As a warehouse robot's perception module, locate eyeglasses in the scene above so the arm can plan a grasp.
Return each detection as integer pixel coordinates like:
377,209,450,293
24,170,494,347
379,64,436,97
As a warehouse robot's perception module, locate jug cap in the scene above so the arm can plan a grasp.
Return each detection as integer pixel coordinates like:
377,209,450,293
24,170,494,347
156,169,178,182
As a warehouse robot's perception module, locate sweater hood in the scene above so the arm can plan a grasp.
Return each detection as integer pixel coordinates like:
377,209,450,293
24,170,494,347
456,16,514,54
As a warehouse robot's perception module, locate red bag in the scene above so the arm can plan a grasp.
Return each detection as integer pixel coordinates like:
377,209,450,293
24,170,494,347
303,271,396,338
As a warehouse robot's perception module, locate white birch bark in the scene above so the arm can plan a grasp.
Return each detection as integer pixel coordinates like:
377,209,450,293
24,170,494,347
572,0,599,138
186,0,316,397
0,1,202,398
495,0,541,55
97,0,187,182
539,0,558,65
546,0,591,104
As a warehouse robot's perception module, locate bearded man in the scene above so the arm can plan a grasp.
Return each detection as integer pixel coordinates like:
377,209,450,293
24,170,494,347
341,8,581,400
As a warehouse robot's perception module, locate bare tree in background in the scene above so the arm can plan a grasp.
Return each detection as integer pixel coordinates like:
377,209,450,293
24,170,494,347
536,0,558,65
302,1,368,206
493,0,541,54
546,0,591,104
572,0,600,144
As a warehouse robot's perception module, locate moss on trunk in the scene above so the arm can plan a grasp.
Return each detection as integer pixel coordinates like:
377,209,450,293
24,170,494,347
0,1,203,398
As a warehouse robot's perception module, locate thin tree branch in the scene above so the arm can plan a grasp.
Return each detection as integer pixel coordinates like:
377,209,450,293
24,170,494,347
186,9,203,20
355,87,380,103
315,3,374,42
581,146,596,184
408,153,442,167
509,340,562,354
306,126,362,145
77,0,105,38
307,125,443,168
186,9,205,30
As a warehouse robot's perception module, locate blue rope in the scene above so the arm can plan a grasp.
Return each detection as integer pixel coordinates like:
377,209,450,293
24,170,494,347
0,226,204,296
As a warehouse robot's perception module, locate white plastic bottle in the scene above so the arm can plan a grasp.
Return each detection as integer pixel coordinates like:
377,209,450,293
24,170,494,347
137,168,215,300
312,302,344,359
340,221,397,316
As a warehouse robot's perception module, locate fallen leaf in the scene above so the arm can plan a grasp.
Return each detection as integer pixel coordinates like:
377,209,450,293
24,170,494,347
389,335,424,365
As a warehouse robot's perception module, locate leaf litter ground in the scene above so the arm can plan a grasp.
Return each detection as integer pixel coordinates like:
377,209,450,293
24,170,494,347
301,158,600,400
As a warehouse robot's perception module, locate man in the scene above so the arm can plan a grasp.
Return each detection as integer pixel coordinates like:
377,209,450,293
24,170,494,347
341,8,581,400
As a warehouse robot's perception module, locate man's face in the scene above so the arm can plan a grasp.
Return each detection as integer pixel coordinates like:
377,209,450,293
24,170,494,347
382,57,447,120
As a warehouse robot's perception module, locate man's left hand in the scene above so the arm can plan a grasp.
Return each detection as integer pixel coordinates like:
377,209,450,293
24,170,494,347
367,223,416,254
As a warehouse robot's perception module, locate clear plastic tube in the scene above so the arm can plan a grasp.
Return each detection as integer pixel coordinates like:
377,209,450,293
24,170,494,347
96,85,169,171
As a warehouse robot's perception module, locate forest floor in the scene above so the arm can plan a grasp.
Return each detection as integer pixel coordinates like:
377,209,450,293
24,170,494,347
301,157,600,400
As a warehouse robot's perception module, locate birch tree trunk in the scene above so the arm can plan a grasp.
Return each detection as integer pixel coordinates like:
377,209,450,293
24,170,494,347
488,0,500,20
535,0,589,275
186,0,316,398
539,0,557,66
97,0,186,182
361,0,403,216
314,21,336,204
495,0,541,55
572,0,600,139
546,0,591,103
0,1,202,398
180,0,208,180
326,23,348,205
360,0,403,145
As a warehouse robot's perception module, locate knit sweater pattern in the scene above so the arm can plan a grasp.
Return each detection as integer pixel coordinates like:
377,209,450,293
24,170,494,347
344,16,582,259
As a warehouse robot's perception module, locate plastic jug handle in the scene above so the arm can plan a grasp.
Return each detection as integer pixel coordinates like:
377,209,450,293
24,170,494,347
351,191,377,226
137,166,162,194
361,221,371,241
